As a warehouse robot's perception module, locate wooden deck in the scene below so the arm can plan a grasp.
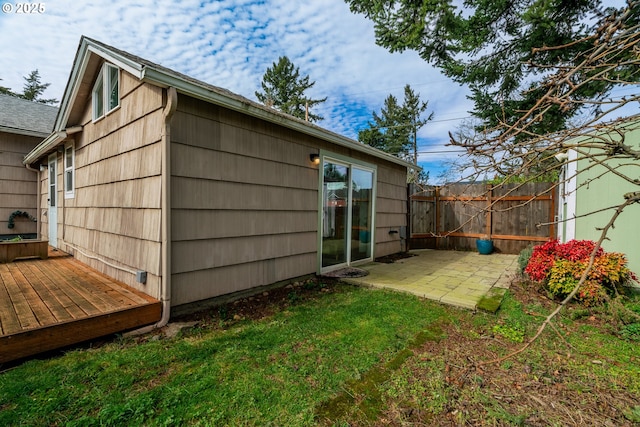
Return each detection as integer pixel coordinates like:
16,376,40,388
0,249,161,363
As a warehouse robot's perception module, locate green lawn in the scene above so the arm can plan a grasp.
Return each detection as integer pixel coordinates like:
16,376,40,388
1,280,638,426
0,283,448,426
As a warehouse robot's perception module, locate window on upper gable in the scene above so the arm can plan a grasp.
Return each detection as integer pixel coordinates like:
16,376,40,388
108,65,119,110
92,63,120,121
93,77,104,119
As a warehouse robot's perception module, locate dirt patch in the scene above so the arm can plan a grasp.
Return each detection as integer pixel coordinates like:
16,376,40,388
170,278,343,327
375,282,640,427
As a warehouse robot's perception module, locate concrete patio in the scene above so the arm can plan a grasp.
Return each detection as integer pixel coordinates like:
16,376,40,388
343,249,518,311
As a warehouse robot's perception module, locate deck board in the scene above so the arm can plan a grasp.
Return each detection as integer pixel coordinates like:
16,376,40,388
30,263,100,317
58,259,147,306
35,257,109,315
25,261,89,319
7,263,58,327
0,272,21,335
0,249,161,363
1,264,40,330
20,262,75,323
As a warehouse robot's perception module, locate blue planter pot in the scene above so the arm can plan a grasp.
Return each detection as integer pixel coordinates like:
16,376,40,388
476,239,493,255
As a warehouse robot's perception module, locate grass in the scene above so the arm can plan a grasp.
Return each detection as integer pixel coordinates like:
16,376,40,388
1,280,639,426
0,284,448,426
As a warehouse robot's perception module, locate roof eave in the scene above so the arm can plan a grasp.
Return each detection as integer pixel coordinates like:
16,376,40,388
142,67,417,170
23,131,67,166
0,125,50,138
28,36,417,171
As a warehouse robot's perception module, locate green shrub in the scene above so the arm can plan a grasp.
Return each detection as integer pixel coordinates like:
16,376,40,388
516,245,533,275
547,259,582,297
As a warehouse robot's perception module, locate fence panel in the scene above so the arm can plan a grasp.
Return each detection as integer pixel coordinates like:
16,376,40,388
408,184,436,237
408,182,557,254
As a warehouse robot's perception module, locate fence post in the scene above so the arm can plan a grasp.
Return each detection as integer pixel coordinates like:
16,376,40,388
435,186,441,250
406,183,413,251
486,184,493,238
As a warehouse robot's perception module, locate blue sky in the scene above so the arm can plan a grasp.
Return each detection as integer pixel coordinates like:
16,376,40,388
0,0,473,182
3,1,633,183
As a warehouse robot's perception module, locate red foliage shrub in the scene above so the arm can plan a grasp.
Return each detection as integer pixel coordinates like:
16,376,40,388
554,239,603,261
524,240,559,282
524,239,637,306
524,239,606,282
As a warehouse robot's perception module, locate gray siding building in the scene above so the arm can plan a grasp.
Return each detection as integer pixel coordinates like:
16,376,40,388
24,37,414,319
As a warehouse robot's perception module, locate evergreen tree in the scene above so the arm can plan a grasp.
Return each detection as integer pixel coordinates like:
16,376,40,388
21,69,58,105
359,84,433,183
403,85,434,165
256,56,326,122
0,70,57,105
0,78,17,96
359,84,433,163
359,93,407,157
344,1,637,140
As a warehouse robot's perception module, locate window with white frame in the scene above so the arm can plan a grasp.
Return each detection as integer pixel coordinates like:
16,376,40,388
92,63,120,121
64,143,74,198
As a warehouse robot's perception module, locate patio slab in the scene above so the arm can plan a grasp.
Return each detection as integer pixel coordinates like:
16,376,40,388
342,249,518,311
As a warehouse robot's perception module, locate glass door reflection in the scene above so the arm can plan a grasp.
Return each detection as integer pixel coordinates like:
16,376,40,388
322,162,349,268
351,167,373,262
321,160,375,270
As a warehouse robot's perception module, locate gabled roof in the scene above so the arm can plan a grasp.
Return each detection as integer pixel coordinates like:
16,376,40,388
0,94,58,137
25,36,416,170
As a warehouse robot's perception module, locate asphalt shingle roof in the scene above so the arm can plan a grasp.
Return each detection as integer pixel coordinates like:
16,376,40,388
0,94,58,137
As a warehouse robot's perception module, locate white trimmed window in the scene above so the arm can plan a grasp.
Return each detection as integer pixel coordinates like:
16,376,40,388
92,63,120,121
64,143,74,198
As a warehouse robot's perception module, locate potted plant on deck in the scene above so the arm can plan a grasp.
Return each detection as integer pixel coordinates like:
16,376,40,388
476,234,493,255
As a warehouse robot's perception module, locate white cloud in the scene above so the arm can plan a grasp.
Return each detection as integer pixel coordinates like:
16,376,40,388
0,0,470,169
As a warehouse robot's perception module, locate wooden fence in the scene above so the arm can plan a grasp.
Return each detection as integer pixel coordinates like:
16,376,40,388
409,182,557,254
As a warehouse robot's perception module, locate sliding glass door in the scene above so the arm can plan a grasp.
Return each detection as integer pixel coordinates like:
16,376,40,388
321,157,375,271
350,167,374,262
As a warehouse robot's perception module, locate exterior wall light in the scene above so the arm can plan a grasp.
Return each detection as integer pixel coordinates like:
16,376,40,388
310,153,320,164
